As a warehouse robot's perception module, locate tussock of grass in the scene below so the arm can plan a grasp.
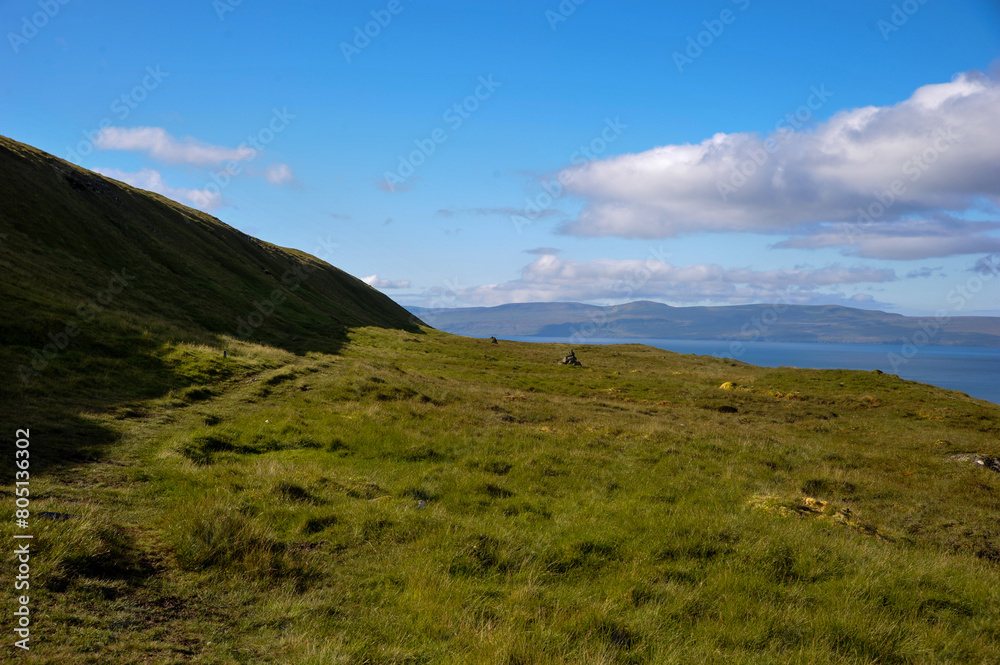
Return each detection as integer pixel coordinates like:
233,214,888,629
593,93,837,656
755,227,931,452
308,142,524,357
57,332,986,664
32,509,149,591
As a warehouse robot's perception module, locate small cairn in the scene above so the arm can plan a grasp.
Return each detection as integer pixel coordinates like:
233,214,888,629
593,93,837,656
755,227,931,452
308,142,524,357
559,349,582,366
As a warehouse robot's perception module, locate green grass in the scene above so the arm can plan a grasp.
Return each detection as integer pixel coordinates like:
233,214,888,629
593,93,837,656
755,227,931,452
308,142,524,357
4,331,1000,664
2,135,1000,663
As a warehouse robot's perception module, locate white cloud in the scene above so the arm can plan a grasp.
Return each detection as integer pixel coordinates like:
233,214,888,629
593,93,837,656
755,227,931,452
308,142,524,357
447,255,895,307
93,127,297,190
774,217,1000,259
93,167,224,211
94,127,255,166
362,274,411,289
264,163,295,186
558,71,1000,258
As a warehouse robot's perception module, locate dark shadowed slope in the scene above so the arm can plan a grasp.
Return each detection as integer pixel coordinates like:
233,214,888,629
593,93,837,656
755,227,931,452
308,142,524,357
0,134,421,470
0,134,420,353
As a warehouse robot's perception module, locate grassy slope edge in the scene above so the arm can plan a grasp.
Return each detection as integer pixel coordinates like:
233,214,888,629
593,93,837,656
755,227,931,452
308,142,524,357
0,137,999,664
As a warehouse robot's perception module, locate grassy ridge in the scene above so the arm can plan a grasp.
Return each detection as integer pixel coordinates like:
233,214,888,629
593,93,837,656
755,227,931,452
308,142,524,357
1,136,999,663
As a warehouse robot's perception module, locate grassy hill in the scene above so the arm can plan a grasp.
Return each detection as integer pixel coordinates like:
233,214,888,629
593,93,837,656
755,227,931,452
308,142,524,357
2,136,1000,664
0,133,420,471
408,301,1000,347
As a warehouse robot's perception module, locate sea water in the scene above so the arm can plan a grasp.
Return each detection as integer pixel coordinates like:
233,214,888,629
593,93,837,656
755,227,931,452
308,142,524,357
507,337,1000,405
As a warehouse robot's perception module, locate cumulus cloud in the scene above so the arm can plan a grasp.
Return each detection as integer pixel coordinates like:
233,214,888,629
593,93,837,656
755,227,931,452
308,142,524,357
94,127,255,166
558,71,1000,258
93,167,224,211
94,127,296,189
524,247,562,255
263,162,295,185
447,255,895,307
362,274,411,289
774,216,1000,259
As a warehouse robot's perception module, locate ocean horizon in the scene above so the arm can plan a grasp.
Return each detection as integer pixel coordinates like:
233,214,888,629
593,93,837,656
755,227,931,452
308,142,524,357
506,337,1000,406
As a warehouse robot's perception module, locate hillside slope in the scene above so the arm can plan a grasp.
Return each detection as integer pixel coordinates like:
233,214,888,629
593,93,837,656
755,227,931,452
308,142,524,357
1,136,999,664
408,301,1000,346
0,135,419,351
0,134,419,469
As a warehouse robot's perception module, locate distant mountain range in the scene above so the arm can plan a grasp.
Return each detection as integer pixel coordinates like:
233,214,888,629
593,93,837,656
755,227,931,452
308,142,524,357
407,301,1000,347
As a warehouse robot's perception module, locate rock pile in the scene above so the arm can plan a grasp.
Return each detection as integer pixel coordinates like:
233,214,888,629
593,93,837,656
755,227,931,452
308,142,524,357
559,349,582,366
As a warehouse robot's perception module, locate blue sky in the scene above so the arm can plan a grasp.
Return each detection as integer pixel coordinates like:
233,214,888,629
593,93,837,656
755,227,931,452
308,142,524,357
3,0,1000,316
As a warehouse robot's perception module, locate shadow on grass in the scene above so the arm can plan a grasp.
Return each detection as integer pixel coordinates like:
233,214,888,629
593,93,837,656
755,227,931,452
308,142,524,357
0,134,425,478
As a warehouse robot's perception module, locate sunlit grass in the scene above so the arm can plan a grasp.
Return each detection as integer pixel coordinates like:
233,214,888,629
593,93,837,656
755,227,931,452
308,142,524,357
2,328,999,663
